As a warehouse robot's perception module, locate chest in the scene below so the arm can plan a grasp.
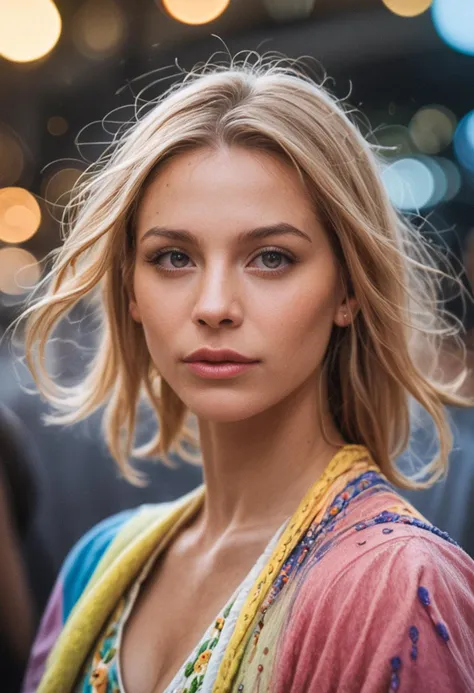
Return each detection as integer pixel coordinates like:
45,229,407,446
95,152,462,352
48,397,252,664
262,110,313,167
119,539,264,693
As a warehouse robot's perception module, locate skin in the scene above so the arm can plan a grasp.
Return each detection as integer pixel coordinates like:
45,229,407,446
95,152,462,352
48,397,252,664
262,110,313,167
124,145,358,693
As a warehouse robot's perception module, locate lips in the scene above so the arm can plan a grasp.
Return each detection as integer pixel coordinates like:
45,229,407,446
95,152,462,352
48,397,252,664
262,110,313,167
184,360,258,379
183,348,258,364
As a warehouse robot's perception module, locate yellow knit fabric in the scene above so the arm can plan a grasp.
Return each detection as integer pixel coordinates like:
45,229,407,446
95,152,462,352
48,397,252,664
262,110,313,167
37,444,379,693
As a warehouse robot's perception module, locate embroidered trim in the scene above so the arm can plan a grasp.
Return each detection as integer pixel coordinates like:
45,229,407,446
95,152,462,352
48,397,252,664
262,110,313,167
355,511,458,547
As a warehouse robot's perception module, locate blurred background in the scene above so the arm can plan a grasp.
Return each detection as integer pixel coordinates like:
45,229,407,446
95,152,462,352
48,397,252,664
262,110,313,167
0,1,474,690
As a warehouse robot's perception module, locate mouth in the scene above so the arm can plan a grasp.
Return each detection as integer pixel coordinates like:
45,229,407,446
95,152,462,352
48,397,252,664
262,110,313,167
191,360,258,364
184,360,259,379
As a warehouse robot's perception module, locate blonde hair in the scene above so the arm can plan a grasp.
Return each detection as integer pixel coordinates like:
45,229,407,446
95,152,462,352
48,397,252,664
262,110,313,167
16,55,474,486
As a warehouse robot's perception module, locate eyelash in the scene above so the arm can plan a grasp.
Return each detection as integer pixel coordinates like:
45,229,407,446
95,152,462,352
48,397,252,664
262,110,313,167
144,246,297,276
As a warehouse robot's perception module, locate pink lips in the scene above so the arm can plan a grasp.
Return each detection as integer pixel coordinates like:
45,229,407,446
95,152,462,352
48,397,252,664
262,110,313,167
184,361,258,379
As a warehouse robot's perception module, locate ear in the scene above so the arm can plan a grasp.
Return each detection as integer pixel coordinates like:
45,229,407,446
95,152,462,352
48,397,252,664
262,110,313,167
334,296,358,328
126,276,142,324
129,299,142,323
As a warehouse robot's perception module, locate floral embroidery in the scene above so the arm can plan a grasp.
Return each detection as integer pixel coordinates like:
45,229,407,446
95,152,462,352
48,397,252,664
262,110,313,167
75,469,461,693
77,590,235,692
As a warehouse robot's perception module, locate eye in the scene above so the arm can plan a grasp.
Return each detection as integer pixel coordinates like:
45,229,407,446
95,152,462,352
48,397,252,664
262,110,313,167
144,247,296,275
251,249,293,272
147,250,191,270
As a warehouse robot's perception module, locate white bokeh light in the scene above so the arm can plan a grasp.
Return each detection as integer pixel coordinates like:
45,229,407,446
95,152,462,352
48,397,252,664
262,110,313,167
382,157,435,211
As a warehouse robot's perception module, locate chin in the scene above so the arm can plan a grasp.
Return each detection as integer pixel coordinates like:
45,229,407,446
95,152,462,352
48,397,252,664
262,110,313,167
184,394,271,423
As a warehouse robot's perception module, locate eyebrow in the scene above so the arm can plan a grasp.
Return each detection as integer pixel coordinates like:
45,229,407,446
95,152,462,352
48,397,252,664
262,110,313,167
139,222,313,246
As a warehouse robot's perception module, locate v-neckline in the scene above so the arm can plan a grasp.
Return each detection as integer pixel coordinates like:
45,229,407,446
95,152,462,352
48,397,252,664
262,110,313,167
114,514,291,693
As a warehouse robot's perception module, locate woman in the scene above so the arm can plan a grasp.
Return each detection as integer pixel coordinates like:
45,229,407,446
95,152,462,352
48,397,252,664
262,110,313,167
19,58,474,693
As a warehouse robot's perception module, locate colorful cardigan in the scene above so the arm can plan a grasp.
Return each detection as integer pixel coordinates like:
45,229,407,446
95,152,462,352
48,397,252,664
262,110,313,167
22,445,474,693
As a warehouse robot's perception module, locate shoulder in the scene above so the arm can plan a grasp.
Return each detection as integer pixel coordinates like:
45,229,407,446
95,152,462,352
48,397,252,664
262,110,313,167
20,501,176,692
61,501,172,619
61,507,137,618
287,523,474,692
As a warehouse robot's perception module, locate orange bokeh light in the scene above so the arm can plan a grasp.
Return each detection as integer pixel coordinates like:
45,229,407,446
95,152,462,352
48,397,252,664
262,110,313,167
162,0,230,25
0,247,40,295
0,0,61,63
0,187,41,243
382,0,432,17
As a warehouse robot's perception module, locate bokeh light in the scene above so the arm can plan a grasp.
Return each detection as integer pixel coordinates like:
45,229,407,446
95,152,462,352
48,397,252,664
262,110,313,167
40,167,84,209
0,247,40,295
0,187,41,243
382,0,432,17
73,0,126,59
431,0,474,56
0,125,24,187
263,0,317,21
47,116,68,136
377,125,415,158
162,0,230,25
419,156,448,207
0,0,61,63
453,111,474,174
436,157,462,201
409,105,456,154
382,157,435,211
382,155,462,210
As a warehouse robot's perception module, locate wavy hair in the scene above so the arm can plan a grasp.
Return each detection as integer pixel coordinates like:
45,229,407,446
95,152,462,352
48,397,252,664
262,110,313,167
16,55,473,486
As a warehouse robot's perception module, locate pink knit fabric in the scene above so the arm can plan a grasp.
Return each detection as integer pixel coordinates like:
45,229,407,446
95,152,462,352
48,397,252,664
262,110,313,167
274,492,474,692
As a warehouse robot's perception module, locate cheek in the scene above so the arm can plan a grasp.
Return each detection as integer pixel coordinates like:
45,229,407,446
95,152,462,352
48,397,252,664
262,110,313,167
133,269,171,328
132,271,174,354
271,275,339,354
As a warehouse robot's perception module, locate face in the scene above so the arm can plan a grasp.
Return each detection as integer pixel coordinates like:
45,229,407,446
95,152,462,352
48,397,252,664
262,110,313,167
130,145,353,422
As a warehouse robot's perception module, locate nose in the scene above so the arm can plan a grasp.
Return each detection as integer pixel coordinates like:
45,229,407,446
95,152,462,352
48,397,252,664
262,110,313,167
191,261,243,329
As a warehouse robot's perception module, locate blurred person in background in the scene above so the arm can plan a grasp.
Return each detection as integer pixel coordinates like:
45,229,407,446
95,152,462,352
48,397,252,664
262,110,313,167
0,403,38,693
16,57,474,693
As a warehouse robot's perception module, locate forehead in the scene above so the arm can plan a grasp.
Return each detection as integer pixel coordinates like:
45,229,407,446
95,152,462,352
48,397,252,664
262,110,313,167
135,146,319,238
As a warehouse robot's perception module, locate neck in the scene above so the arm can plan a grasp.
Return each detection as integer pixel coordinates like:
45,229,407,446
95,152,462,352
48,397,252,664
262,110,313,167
191,375,346,548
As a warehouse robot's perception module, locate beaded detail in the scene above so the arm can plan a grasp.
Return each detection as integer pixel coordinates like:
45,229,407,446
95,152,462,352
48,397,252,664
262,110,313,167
238,470,387,666
355,511,458,547
418,586,431,606
213,446,380,692
263,471,386,610
389,656,402,691
409,625,419,661
435,622,450,643
390,580,452,690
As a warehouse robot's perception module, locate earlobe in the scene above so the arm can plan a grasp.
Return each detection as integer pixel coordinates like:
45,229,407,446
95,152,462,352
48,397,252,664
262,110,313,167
335,297,358,327
129,301,142,323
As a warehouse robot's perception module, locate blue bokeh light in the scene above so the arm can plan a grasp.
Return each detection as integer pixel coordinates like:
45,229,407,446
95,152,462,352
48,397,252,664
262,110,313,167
431,0,474,56
453,111,474,173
